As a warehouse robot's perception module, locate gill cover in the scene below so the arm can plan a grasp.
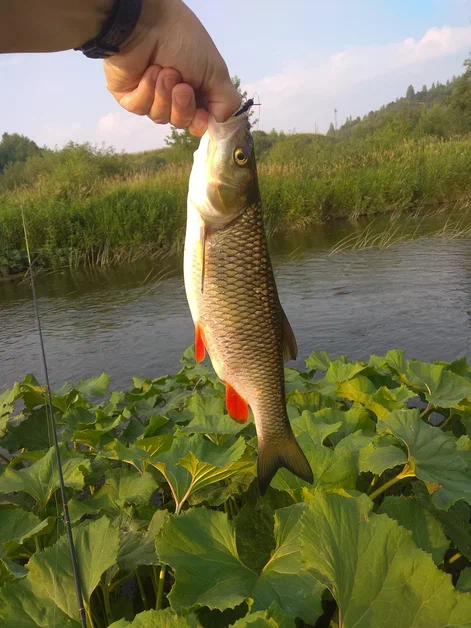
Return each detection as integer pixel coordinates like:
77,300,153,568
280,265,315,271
188,112,258,227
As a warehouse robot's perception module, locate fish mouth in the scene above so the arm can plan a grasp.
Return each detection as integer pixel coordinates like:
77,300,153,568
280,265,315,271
207,112,250,142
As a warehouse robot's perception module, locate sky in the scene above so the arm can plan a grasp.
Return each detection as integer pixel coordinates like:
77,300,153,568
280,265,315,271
1,0,471,153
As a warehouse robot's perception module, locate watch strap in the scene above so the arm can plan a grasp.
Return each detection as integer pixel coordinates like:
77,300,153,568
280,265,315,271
75,0,143,59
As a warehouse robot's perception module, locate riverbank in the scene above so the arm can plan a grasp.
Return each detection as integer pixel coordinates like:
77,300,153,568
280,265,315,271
1,133,471,274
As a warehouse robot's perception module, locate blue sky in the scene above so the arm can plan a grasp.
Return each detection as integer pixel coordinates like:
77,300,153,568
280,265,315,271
1,0,470,152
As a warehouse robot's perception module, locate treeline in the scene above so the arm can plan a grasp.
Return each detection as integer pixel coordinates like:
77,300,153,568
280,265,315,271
328,58,471,140
1,57,471,274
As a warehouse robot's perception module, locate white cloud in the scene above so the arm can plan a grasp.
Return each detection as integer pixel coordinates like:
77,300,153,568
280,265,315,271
243,25,471,134
35,121,83,149
97,111,169,152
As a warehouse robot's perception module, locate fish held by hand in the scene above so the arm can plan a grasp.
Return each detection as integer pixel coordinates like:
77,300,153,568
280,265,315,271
183,110,313,495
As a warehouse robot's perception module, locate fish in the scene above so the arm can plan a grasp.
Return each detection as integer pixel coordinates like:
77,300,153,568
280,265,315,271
183,110,313,495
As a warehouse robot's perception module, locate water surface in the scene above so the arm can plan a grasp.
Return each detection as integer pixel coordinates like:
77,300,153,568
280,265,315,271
1,213,471,392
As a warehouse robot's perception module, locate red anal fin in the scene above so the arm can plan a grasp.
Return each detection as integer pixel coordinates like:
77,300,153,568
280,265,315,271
195,322,206,363
225,382,249,423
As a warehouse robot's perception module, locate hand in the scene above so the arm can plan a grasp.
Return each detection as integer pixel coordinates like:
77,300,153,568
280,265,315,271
104,0,241,136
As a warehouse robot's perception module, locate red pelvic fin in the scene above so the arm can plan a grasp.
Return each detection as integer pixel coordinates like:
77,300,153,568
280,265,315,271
195,322,206,363
225,382,249,423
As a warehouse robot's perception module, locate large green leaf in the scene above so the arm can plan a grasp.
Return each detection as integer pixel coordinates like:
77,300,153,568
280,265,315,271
378,409,471,509
0,506,54,558
412,484,471,563
358,437,408,475
457,568,471,594
301,492,471,628
69,469,157,523
305,350,342,371
0,581,80,627
407,361,471,407
1,410,52,452
0,507,43,548
158,507,257,612
251,504,324,624
337,376,411,419
311,406,374,445
232,604,295,627
117,510,167,572
0,445,90,509
179,393,251,435
59,373,111,398
152,433,252,512
0,383,22,424
272,413,357,500
377,496,449,565
109,608,198,627
27,516,119,620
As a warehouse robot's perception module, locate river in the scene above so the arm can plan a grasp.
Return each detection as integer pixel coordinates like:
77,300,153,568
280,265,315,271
1,211,471,392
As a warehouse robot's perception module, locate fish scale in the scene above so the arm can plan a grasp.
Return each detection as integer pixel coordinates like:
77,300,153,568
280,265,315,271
184,112,313,494
200,203,286,428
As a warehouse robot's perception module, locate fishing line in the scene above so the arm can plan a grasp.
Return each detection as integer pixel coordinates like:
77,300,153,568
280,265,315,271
21,207,87,628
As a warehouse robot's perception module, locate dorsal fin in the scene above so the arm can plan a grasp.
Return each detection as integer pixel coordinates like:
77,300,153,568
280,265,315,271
280,306,297,362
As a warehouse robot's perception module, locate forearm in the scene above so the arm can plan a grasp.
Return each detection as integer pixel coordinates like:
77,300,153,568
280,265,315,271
0,0,113,53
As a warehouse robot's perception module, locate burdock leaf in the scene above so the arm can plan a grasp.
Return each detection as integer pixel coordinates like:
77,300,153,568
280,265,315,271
301,492,471,627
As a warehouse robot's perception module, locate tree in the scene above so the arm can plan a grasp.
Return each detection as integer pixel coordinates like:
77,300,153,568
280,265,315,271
406,85,415,100
421,84,428,93
0,132,41,173
326,122,336,136
448,56,471,132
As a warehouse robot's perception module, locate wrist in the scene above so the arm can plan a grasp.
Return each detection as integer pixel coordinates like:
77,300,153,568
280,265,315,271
117,0,181,54
0,0,114,53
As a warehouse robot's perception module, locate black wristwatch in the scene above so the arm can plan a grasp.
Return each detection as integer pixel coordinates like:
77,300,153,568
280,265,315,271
75,0,143,59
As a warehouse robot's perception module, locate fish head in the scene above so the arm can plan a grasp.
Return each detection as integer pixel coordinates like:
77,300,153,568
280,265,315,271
189,112,258,226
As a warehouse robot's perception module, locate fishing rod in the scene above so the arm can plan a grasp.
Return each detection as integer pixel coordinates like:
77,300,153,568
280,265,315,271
21,208,87,628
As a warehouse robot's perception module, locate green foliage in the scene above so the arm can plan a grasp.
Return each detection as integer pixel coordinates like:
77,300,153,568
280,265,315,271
1,348,471,625
3,59,471,274
0,132,41,174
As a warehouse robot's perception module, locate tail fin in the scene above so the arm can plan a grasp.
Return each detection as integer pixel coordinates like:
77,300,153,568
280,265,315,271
257,435,313,496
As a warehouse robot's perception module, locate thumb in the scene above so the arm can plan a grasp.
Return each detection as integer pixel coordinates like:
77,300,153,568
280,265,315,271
206,77,242,123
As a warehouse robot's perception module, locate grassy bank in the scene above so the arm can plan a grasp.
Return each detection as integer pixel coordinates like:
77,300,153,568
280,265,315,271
1,132,471,274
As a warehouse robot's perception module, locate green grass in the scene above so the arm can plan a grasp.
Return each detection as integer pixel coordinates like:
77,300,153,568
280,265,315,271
1,134,471,274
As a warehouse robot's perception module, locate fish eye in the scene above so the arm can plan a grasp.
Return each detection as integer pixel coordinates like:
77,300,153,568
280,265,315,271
234,148,248,166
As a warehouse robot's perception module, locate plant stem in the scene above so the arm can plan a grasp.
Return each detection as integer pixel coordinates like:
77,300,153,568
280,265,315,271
449,551,462,564
440,413,452,430
152,565,159,602
156,565,167,610
230,497,240,515
0,452,11,464
367,474,378,495
136,568,150,611
101,584,113,625
369,471,406,501
420,403,431,419
85,604,95,628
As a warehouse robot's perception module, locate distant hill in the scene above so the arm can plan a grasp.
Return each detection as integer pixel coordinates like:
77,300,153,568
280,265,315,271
328,57,471,140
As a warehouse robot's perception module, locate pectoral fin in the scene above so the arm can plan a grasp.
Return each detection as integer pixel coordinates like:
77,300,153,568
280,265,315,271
280,306,298,362
225,382,249,423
